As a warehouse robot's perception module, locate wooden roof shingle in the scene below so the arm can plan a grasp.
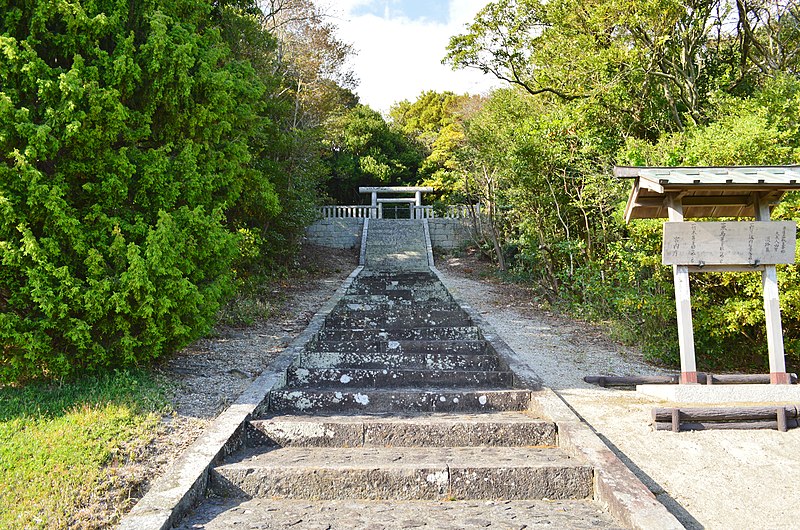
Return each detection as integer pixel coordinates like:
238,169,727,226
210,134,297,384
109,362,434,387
614,166,800,222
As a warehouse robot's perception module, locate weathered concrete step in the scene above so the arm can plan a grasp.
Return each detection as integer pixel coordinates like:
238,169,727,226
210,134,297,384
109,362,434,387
269,389,530,414
325,311,472,329
357,269,435,279
347,287,443,296
347,282,444,293
340,293,451,305
175,498,623,530
210,446,592,501
250,412,557,447
330,301,463,317
306,339,489,355
315,326,482,342
365,242,427,251
328,308,465,322
298,351,500,370
350,276,439,288
285,367,513,389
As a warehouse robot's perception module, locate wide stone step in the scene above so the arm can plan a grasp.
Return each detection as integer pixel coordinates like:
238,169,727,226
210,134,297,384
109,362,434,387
250,412,557,447
330,300,463,316
343,286,450,299
298,351,500,370
315,326,482,342
268,389,531,414
325,311,472,329
285,367,513,389
306,339,489,355
347,279,450,290
340,293,451,304
348,279,443,289
209,446,592,501
174,498,623,530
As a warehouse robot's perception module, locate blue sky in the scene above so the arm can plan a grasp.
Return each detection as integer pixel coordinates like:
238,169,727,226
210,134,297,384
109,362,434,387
352,0,450,24
331,0,500,113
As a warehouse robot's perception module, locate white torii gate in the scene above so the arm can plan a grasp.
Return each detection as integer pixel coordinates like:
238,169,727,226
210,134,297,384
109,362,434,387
359,186,434,219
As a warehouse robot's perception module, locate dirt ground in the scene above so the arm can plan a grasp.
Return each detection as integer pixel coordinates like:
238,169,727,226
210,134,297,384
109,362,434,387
435,251,800,530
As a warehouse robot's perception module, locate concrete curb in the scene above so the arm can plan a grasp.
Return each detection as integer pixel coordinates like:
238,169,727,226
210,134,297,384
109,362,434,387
117,266,364,530
359,218,368,266
422,219,436,268
529,389,684,530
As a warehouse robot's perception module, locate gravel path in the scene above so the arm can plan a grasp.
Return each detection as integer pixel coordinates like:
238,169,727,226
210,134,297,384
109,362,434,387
436,255,800,530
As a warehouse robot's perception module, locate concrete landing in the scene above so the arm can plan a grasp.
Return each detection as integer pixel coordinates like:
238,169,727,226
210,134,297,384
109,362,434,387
175,498,625,530
637,383,800,403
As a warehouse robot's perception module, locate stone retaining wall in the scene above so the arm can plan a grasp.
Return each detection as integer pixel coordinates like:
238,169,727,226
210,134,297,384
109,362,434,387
427,218,474,250
305,218,474,250
305,218,364,249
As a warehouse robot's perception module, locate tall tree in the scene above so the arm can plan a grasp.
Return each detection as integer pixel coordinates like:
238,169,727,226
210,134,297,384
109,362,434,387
390,91,482,197
445,0,800,134
323,105,424,203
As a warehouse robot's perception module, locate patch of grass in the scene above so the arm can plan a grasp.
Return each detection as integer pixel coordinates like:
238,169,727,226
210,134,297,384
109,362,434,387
217,273,285,327
0,370,171,529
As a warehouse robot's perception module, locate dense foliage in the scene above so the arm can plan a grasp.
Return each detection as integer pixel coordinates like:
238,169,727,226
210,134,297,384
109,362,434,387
322,104,424,204
432,0,800,371
4,0,798,381
0,0,355,382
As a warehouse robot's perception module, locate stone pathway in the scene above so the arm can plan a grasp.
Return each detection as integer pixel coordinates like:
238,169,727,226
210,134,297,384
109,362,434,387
175,221,631,529
364,219,429,270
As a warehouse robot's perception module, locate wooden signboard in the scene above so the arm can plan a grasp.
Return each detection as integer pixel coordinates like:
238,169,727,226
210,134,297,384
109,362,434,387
663,221,796,266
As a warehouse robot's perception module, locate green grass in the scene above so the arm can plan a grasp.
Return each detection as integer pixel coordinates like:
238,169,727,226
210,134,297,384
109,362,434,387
0,370,171,529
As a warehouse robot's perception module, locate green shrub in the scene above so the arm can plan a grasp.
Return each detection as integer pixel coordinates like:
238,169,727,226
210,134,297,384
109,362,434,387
0,0,261,382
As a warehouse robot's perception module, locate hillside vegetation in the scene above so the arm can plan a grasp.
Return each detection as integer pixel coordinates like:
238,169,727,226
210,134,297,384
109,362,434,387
0,0,358,382
406,0,800,371
2,0,799,378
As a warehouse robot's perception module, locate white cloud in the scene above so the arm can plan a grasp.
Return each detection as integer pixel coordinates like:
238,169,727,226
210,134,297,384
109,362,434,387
328,0,501,114
448,0,489,25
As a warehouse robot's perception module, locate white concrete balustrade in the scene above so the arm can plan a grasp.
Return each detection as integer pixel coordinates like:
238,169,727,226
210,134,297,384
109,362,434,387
317,203,482,220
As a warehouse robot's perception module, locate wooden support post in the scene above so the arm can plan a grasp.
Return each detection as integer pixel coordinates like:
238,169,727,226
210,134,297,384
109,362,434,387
370,192,378,219
754,194,790,384
777,407,788,432
666,194,698,384
671,408,681,432
414,191,422,219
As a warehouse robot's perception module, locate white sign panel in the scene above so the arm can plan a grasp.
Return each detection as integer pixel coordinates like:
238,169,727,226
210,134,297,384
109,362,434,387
662,221,796,266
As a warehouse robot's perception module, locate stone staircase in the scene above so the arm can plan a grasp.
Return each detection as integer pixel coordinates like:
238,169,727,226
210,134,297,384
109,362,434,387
364,219,430,271
174,221,626,529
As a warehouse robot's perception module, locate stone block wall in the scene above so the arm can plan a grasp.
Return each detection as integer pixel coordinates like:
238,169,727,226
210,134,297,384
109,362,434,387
428,218,474,250
305,217,475,250
305,218,364,249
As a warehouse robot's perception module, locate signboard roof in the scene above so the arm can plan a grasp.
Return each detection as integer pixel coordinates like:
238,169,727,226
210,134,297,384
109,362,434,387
614,166,800,222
